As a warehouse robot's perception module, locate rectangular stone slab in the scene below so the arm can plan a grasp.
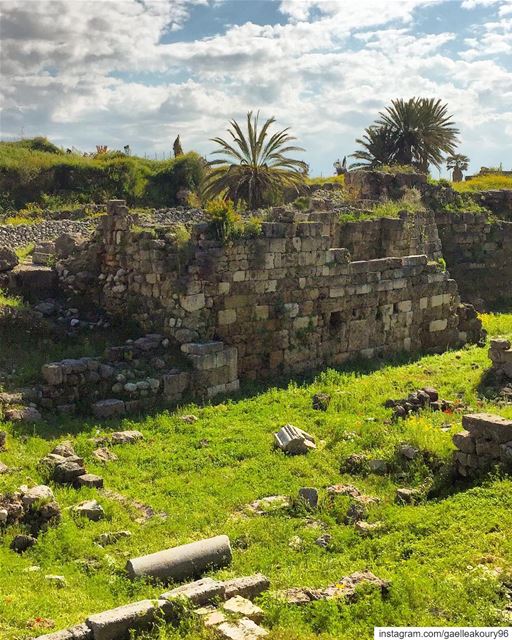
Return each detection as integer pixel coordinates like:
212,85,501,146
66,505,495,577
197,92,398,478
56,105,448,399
160,577,225,605
462,413,512,443
86,600,158,640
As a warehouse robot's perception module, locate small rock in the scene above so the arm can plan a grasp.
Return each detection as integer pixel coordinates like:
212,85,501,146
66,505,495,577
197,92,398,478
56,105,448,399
0,461,9,474
181,414,198,423
76,474,104,489
11,534,37,553
354,521,383,536
312,393,331,411
398,444,419,460
73,500,105,521
422,387,439,401
314,533,332,548
274,424,316,455
0,508,8,523
111,430,144,445
51,441,76,458
396,488,421,504
368,459,388,474
53,460,86,484
97,530,131,546
326,484,361,498
223,596,264,623
44,574,67,588
217,618,268,639
340,453,367,474
20,484,54,509
344,501,366,524
4,406,42,423
298,487,318,509
0,431,6,450
93,447,118,462
247,495,291,515
288,535,303,550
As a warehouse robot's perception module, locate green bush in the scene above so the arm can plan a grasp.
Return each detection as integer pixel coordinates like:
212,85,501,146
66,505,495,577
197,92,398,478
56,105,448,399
0,140,205,210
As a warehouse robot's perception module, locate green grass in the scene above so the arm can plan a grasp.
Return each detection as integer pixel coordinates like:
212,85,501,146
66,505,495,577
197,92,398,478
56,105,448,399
0,139,204,211
453,174,512,192
1,314,512,638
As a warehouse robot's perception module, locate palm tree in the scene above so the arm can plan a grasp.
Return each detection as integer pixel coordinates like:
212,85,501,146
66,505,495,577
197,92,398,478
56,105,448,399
376,97,459,172
204,112,307,209
350,126,397,169
446,153,469,182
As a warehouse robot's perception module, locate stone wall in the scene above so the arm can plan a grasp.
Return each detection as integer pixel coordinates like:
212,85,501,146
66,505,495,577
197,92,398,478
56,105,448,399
58,201,480,380
453,413,512,477
38,335,238,415
471,189,512,220
435,212,512,309
336,211,442,261
345,171,427,201
0,220,93,248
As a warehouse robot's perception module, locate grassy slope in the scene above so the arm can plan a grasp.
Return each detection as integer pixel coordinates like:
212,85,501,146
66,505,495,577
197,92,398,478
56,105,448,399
1,315,512,639
452,174,512,192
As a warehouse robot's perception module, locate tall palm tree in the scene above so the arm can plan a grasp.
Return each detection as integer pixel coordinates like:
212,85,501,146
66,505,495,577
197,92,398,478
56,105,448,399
350,126,397,169
376,97,459,172
204,112,307,209
446,153,469,182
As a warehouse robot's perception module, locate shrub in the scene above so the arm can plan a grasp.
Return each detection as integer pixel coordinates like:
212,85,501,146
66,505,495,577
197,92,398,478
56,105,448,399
205,198,241,241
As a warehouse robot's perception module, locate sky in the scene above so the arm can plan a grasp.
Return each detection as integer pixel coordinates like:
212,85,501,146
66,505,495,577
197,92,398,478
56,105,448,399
1,0,511,176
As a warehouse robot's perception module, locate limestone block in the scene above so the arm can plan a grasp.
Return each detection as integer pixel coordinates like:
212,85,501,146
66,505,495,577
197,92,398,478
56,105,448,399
216,618,268,639
222,574,270,600
34,624,93,640
86,600,159,640
462,413,512,444
223,596,264,623
274,424,316,455
162,372,190,398
160,577,225,606
429,319,447,332
452,431,476,454
179,293,205,312
42,364,64,386
92,399,125,419
219,309,237,325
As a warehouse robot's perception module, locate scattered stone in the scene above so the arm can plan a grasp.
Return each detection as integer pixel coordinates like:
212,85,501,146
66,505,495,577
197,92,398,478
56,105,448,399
288,535,303,550
223,596,264,623
222,574,270,600
45,575,67,588
181,414,198,423
93,447,118,463
53,460,87,484
73,500,105,521
298,487,318,509
355,521,384,536
217,618,268,639
97,531,131,546
340,453,367,474
314,533,332,548
274,424,316,455
247,495,291,515
77,474,104,489
312,393,331,411
278,570,389,605
0,508,8,523
386,387,455,420
196,606,228,628
0,246,18,272
161,577,225,606
4,406,42,423
33,623,93,640
396,488,421,504
344,501,366,524
11,533,37,553
368,459,388,474
51,441,76,458
326,484,361,498
398,444,419,460
0,461,9,474
0,431,6,450
86,600,160,640
20,484,54,509
111,430,144,445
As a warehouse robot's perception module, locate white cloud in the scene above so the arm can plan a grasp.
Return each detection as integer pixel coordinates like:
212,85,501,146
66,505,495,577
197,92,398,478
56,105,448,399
0,0,510,173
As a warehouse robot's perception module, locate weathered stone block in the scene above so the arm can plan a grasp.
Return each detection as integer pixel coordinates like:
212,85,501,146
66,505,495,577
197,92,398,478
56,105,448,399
86,600,159,640
462,413,512,444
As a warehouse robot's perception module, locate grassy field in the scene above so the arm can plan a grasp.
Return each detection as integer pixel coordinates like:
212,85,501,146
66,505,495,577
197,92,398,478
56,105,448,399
452,174,512,192
1,314,512,639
